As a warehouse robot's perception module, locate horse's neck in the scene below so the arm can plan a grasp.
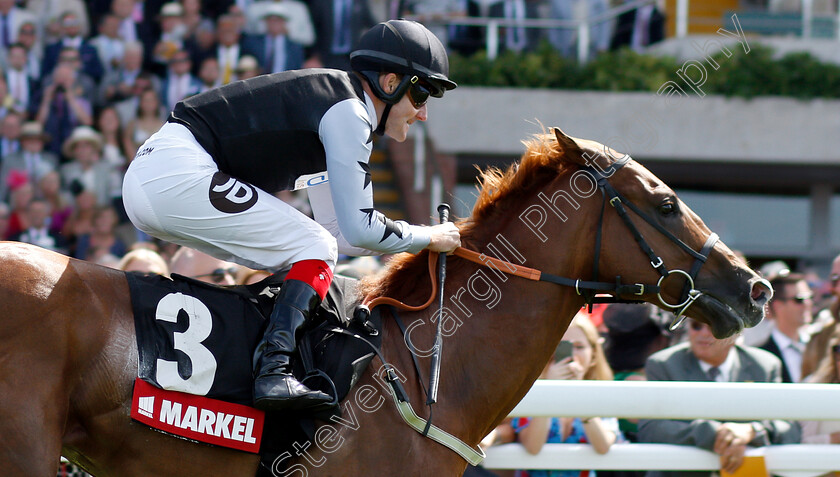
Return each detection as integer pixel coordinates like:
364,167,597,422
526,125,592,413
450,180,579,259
426,211,595,443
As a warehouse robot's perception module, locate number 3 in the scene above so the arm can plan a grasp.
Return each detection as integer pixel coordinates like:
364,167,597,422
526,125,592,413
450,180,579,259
155,292,218,395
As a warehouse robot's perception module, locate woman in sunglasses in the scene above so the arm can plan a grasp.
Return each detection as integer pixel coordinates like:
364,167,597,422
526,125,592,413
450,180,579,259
121,19,460,413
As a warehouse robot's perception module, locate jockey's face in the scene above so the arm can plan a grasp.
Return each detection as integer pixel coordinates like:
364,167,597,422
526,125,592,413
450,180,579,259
379,73,427,142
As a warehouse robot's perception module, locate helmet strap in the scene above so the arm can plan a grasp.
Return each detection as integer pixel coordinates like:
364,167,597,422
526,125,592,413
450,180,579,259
375,103,392,136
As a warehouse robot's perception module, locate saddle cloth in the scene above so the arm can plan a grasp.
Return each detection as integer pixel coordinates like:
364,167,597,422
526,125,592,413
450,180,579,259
125,271,382,458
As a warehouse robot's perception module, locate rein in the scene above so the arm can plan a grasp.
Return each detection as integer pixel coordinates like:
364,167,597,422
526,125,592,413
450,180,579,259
358,160,721,465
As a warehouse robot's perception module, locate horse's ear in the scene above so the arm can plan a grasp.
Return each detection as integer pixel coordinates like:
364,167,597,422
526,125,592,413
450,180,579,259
552,127,586,166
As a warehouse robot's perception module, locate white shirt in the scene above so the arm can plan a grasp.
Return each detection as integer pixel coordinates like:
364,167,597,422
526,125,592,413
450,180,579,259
6,69,29,110
770,326,808,383
698,348,736,382
167,74,192,110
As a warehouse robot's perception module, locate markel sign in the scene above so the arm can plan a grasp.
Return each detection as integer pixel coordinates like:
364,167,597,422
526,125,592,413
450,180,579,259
131,378,265,453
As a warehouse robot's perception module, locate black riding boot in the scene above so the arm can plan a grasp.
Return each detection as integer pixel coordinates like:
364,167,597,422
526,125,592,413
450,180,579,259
253,279,333,411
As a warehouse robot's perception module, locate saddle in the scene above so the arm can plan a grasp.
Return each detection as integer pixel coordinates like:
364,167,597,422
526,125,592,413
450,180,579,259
125,271,383,467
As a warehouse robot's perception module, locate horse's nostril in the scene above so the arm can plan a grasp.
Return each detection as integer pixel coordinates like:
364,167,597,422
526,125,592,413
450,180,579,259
750,278,773,304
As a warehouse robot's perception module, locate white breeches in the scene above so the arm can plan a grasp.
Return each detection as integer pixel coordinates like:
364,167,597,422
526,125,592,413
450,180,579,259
122,122,337,270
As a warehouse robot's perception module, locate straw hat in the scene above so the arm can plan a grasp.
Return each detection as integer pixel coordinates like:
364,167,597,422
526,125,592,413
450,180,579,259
236,55,259,73
261,3,291,19
160,2,184,17
62,126,103,157
19,121,51,142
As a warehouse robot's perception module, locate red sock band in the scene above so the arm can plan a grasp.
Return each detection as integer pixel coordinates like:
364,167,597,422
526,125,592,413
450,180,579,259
285,260,333,299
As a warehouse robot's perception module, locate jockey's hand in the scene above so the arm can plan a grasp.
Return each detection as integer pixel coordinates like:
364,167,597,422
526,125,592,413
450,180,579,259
427,222,461,253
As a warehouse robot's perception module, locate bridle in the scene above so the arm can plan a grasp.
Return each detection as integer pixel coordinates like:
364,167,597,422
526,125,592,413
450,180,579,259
573,159,719,329
451,159,720,330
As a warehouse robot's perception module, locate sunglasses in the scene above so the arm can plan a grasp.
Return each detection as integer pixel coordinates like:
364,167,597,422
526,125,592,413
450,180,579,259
832,344,840,355
407,78,431,108
192,267,238,284
831,274,840,286
779,294,812,304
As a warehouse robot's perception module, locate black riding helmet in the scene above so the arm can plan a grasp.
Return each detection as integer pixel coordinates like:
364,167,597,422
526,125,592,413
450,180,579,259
350,20,457,134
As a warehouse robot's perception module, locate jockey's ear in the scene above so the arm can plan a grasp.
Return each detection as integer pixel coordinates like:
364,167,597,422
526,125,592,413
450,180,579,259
552,127,585,165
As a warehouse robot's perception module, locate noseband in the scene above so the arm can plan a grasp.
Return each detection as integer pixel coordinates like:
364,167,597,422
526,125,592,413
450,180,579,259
582,160,719,329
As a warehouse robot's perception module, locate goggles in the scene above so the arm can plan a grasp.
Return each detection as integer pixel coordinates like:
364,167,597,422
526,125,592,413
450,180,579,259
406,77,431,108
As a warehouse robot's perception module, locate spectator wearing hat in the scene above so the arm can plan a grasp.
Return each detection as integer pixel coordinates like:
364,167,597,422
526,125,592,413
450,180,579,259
4,43,38,114
246,0,315,46
0,120,58,201
250,4,304,75
59,126,122,207
161,48,201,110
234,54,261,80
41,11,104,83
151,2,188,74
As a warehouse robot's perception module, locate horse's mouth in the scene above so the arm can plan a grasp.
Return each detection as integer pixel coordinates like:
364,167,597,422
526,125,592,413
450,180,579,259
688,293,762,339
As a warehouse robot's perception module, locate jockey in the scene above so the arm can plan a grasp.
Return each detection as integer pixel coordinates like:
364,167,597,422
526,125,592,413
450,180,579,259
122,19,461,412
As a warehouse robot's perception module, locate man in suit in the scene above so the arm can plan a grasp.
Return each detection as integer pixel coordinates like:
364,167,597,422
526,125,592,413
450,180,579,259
247,4,304,74
41,11,105,83
5,43,39,114
759,272,814,383
160,49,201,111
0,0,36,52
214,13,259,85
638,319,801,477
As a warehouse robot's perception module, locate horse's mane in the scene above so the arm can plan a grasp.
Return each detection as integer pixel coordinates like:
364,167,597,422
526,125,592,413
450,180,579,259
358,132,574,301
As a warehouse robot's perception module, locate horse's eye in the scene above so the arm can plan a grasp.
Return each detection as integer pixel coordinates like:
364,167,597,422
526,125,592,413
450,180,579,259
659,202,677,216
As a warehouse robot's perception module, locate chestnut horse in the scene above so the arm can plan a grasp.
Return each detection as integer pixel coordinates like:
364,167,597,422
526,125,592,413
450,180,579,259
0,129,770,476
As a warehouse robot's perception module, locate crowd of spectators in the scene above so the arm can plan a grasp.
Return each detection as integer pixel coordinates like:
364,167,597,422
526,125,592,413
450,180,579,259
0,0,386,263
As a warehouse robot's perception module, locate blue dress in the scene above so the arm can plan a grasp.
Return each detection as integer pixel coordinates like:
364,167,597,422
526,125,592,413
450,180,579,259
511,416,621,477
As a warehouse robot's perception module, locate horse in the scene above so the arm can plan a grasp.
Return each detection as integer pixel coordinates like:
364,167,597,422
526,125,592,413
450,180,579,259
0,128,771,476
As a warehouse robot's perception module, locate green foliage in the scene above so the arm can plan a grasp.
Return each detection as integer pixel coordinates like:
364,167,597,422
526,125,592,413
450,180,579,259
448,42,840,100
